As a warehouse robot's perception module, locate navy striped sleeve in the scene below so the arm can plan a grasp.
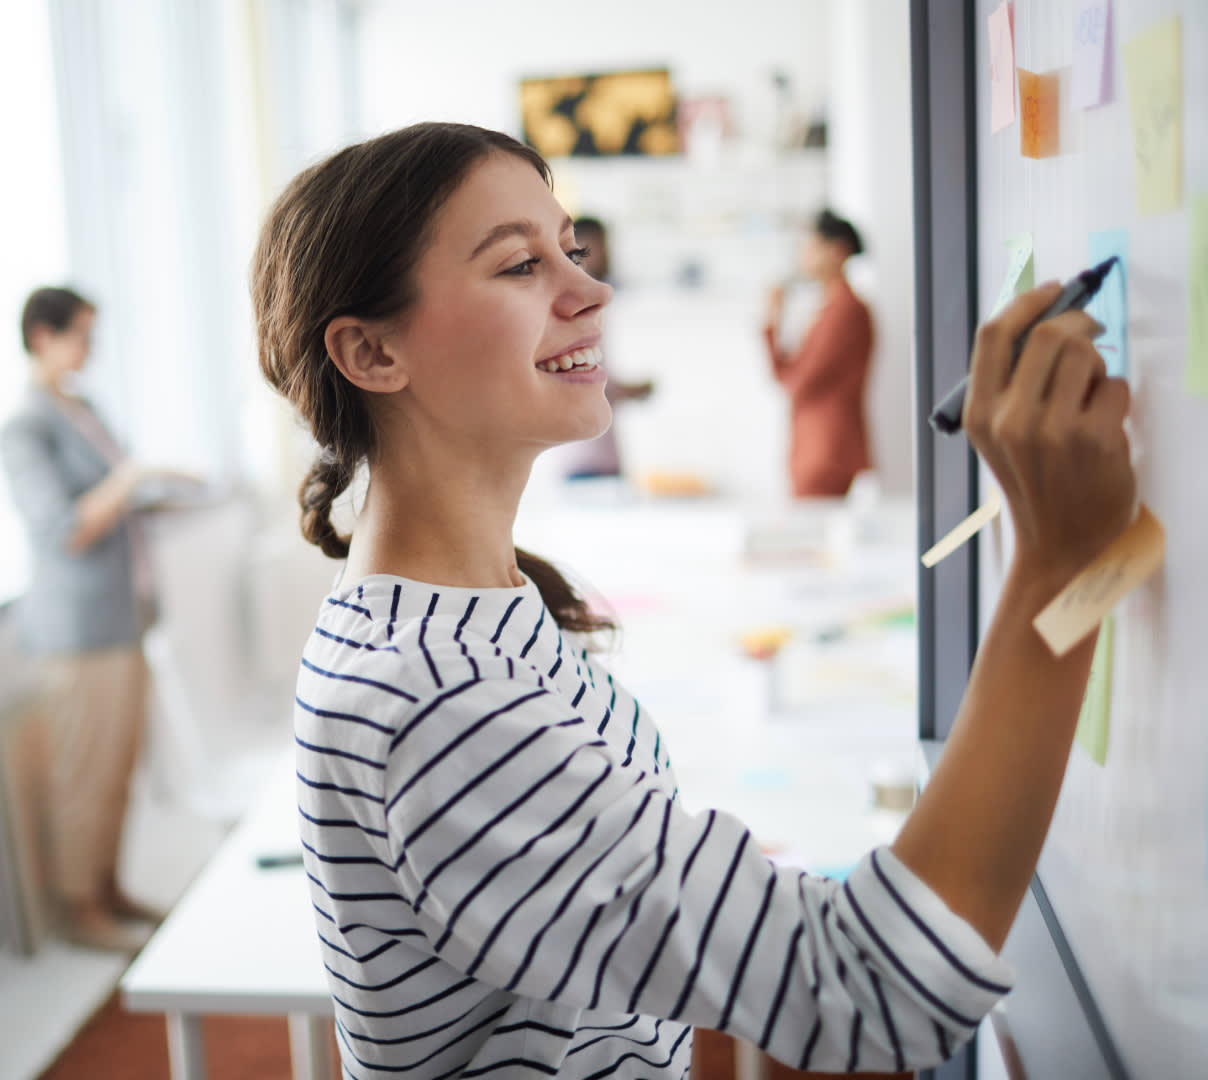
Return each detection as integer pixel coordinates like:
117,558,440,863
382,677,1013,1073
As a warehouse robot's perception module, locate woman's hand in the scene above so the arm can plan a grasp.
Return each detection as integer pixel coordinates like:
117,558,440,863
962,281,1136,587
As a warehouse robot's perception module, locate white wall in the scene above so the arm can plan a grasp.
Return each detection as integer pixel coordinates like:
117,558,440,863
358,0,831,141
353,0,915,499
827,0,916,497
0,0,68,604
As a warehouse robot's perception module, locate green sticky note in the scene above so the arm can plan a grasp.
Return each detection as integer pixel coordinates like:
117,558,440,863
1187,192,1208,397
1076,615,1114,765
993,233,1035,315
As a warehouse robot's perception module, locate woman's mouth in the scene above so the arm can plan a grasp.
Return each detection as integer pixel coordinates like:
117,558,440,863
536,345,603,373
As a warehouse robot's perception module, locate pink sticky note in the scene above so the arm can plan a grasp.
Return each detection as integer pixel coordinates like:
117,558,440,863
989,1,1017,133
1072,0,1114,109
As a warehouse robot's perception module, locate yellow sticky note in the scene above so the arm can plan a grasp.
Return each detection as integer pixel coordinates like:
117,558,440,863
1187,192,1208,397
1033,505,1165,657
1018,68,1059,158
921,489,1002,568
1122,16,1183,216
1075,614,1113,765
988,0,1016,134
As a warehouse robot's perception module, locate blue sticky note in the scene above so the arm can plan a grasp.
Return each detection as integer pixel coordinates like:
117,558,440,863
1087,229,1129,378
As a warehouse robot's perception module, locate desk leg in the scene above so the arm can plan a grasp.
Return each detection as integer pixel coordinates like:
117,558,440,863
165,1013,207,1080
735,1038,773,1080
289,1013,335,1080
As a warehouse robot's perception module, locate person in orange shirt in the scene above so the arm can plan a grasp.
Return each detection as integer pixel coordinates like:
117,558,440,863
763,209,873,497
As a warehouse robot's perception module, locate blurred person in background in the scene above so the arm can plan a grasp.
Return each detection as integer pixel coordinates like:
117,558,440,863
1,286,192,952
557,215,654,481
762,208,873,497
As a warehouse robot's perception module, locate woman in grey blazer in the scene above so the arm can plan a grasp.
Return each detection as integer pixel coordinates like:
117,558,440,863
1,287,171,952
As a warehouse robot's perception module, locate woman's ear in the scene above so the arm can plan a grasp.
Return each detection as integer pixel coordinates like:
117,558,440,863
325,316,409,394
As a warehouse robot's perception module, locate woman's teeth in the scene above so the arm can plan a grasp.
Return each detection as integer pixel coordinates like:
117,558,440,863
537,345,602,373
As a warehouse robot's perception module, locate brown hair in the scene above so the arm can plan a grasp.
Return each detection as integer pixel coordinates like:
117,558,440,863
21,286,94,352
251,122,614,636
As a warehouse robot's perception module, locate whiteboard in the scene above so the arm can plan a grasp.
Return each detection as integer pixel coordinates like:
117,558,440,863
974,1,1208,1076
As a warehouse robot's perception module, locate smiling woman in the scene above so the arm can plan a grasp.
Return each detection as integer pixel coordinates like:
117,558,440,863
249,121,1136,1080
252,124,616,626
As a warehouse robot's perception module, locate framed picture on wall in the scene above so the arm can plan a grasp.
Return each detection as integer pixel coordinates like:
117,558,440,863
518,68,680,158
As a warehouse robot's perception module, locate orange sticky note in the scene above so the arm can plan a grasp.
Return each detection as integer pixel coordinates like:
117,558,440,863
1033,505,1165,657
1019,68,1059,158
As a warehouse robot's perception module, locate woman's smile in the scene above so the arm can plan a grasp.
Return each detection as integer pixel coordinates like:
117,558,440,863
535,343,605,379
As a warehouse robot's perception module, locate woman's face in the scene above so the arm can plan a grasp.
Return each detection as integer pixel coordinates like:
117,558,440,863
383,152,613,460
35,308,94,379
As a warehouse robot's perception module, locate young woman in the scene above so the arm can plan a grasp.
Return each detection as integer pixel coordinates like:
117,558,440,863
252,122,1134,1078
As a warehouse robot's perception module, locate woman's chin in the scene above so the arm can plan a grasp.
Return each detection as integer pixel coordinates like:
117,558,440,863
539,419,612,451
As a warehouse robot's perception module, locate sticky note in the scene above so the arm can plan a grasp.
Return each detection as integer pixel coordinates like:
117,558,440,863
992,233,1035,316
1187,193,1208,397
1071,0,1113,109
989,1,1017,133
1018,68,1059,158
1033,504,1165,657
1075,614,1114,765
1122,16,1183,216
921,489,1002,568
1086,230,1129,378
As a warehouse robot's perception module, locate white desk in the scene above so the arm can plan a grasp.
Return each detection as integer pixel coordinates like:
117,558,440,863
120,756,333,1080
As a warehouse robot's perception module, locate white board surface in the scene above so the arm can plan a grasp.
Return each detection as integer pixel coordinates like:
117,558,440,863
974,1,1208,1075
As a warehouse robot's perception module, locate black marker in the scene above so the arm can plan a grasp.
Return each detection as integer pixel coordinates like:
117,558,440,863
929,255,1121,435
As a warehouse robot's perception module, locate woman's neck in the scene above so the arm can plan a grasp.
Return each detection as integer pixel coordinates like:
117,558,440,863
818,266,847,293
342,445,532,589
30,364,69,396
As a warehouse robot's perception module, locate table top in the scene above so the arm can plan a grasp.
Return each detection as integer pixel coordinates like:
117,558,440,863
121,755,331,1015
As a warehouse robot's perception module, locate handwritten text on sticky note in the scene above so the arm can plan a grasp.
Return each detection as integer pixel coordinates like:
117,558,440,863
1075,614,1114,765
1122,15,1183,216
989,1,1017,133
1033,505,1165,657
1019,68,1059,158
1072,0,1113,109
1087,230,1129,379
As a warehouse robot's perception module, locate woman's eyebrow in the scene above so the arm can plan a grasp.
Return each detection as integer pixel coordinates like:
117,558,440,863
469,215,574,260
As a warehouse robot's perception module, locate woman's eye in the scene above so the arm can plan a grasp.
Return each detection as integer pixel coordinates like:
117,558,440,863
503,258,539,276
567,246,591,265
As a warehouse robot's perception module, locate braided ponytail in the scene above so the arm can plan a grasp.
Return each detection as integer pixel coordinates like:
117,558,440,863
299,450,356,560
515,549,615,638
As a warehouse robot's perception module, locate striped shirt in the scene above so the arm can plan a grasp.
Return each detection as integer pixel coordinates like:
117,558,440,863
295,573,1012,1078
